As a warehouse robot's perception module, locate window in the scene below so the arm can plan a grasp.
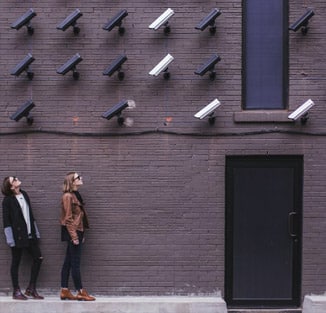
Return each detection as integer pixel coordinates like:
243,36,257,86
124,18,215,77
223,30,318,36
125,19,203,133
243,0,288,110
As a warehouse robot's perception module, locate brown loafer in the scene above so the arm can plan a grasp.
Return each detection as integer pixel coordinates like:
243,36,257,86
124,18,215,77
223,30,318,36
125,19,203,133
76,288,96,301
60,288,77,300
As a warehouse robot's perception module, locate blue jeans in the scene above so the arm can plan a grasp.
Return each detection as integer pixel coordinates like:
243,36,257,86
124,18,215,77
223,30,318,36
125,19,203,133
60,232,83,290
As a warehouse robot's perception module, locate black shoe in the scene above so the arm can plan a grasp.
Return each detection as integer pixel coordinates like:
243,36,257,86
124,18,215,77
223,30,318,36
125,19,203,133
13,288,28,300
25,287,44,300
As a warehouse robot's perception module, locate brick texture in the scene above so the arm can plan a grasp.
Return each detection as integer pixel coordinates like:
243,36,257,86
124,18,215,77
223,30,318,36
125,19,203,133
0,0,325,301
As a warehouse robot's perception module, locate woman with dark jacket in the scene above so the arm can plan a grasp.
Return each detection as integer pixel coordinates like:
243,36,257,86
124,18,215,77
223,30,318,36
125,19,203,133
60,171,95,301
1,176,43,300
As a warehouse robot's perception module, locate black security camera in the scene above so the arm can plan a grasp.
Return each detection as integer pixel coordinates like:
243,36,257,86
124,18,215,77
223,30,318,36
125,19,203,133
103,54,128,80
195,8,221,34
57,53,83,80
195,54,221,80
102,99,136,126
103,9,128,35
11,8,37,35
289,9,315,35
57,9,83,34
102,100,129,121
10,100,35,125
11,53,35,80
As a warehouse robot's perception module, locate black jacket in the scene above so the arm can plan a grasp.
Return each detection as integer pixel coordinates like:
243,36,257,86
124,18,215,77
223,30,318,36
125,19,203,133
2,190,40,248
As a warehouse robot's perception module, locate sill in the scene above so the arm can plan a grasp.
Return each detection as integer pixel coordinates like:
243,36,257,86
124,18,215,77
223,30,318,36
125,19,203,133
233,110,293,123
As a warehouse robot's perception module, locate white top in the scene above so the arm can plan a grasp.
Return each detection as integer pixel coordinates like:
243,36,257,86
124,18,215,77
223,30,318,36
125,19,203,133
16,193,31,235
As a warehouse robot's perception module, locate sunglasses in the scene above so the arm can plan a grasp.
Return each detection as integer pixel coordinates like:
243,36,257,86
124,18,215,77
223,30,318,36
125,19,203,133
73,175,82,181
11,177,18,184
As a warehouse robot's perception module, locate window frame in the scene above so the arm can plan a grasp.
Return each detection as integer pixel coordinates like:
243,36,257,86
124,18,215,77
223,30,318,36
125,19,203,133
241,0,289,111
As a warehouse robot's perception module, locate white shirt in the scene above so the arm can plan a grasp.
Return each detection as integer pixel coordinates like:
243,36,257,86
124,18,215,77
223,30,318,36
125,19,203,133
16,194,31,235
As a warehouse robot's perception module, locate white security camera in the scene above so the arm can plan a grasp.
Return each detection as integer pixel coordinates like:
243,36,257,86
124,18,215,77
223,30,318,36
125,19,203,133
149,8,175,33
194,98,221,125
288,99,315,124
149,54,174,79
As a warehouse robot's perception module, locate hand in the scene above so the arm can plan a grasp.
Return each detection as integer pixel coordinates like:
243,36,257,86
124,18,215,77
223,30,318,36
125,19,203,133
72,239,79,245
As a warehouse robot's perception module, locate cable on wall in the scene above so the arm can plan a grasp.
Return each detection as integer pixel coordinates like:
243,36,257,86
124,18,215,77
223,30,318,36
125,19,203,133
1,128,326,138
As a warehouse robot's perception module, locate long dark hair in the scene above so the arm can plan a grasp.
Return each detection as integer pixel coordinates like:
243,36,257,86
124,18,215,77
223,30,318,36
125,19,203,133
1,177,14,196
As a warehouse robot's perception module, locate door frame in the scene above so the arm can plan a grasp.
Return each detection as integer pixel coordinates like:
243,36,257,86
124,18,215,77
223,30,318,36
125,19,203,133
224,155,303,308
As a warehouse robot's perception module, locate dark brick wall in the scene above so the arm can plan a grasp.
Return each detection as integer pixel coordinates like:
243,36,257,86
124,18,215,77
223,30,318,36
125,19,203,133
0,0,325,300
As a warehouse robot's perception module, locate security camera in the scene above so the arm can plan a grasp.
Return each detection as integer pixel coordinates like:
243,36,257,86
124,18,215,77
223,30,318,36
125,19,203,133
194,98,221,125
289,9,315,35
57,53,83,80
57,9,83,34
149,53,174,79
102,99,136,126
11,8,37,35
288,99,315,124
195,54,221,80
11,53,35,80
103,54,128,80
103,9,128,35
149,8,175,34
10,100,35,125
195,8,221,34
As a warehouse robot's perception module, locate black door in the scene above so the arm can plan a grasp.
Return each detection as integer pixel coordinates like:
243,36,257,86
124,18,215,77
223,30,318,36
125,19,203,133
225,155,302,308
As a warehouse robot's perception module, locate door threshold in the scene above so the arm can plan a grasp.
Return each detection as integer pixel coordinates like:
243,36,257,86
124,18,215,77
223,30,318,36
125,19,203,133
228,309,301,313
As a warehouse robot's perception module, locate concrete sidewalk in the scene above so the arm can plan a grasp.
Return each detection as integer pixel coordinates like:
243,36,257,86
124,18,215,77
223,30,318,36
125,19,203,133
303,294,326,313
0,296,228,313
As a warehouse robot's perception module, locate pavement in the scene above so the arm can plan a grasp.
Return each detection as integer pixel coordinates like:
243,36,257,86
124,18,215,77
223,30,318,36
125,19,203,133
302,294,326,313
0,295,228,313
2,293,325,313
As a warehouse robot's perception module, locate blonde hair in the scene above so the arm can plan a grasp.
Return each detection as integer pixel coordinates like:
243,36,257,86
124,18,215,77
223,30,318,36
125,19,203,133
62,172,76,193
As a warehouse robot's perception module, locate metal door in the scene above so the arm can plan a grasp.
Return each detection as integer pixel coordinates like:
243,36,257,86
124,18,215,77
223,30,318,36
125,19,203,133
225,156,302,308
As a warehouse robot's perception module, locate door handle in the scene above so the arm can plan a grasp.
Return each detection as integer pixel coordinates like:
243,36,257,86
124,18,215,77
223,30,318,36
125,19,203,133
288,212,298,238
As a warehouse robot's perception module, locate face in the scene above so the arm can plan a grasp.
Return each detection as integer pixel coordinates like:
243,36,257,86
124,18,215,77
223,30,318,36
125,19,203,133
73,173,83,188
9,176,21,190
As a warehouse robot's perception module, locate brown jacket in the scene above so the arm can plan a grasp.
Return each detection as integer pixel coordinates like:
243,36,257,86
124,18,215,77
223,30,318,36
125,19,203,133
60,192,89,241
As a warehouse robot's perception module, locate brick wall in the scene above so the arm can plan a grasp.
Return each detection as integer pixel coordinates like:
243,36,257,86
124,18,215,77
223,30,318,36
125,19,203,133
0,0,325,299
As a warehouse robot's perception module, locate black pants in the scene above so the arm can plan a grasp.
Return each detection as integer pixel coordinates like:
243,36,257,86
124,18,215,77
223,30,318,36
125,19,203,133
11,239,43,289
61,232,84,291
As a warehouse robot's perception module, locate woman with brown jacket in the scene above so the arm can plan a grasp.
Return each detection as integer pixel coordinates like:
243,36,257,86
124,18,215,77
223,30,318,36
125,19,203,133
59,172,95,301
